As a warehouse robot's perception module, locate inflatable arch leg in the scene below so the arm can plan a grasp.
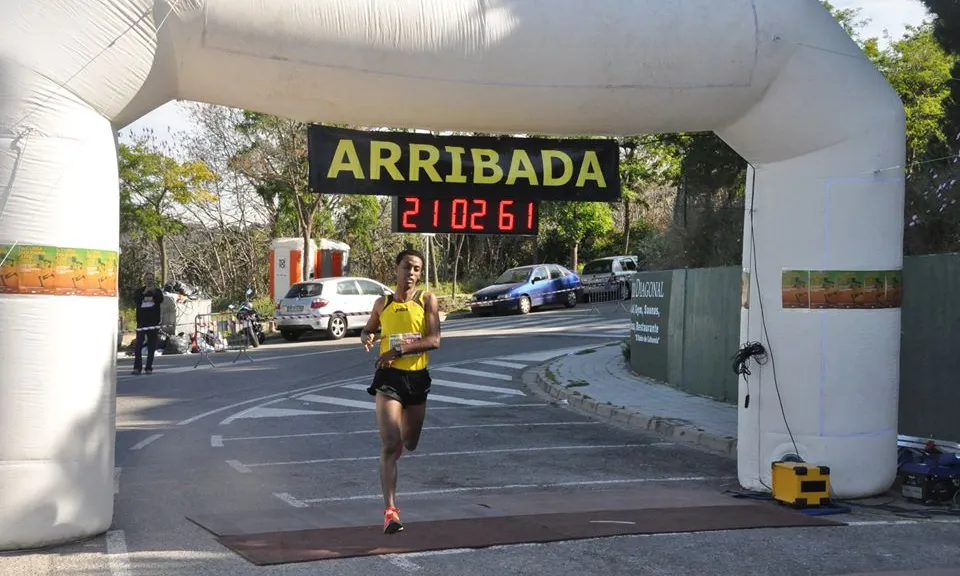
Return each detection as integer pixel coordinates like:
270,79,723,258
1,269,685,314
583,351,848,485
0,0,905,550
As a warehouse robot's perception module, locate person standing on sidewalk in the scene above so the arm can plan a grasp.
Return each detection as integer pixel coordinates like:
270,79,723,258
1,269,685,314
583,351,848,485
360,248,441,534
132,272,164,375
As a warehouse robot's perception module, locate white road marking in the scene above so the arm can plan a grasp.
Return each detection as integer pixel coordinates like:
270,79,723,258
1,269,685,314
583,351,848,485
591,520,636,525
536,332,627,339
477,359,528,370
178,343,596,428
341,383,507,406
245,444,642,469
420,393,504,407
303,475,735,504
129,433,163,450
226,460,251,473
214,421,602,444
219,398,286,425
177,376,370,426
449,324,627,340
429,379,526,397
230,407,334,421
113,467,121,495
299,394,377,410
846,518,960,527
273,492,309,508
118,348,352,380
432,366,513,381
403,548,476,558
106,530,132,576
220,403,549,427
210,435,223,447
386,555,421,571
503,345,612,363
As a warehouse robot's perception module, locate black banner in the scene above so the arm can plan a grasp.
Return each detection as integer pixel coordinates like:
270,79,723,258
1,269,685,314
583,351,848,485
308,125,621,202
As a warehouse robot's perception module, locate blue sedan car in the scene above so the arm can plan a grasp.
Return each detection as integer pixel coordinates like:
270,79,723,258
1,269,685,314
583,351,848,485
470,264,582,316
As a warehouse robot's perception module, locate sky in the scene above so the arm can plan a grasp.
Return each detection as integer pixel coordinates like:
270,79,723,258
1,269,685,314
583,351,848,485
118,0,933,144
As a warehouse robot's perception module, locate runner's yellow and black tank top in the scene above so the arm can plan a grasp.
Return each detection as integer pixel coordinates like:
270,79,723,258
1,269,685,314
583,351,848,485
379,290,429,371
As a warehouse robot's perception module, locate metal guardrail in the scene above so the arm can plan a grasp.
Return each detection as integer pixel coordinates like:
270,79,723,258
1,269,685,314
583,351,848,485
581,275,632,315
192,312,255,368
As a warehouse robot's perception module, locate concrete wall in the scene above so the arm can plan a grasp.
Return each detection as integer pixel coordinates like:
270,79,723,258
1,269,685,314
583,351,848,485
628,253,960,442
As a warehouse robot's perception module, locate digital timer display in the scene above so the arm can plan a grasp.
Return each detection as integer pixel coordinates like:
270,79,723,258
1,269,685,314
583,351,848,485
391,196,539,236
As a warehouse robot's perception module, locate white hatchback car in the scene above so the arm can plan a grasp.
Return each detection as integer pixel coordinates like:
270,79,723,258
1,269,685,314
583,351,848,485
274,276,393,341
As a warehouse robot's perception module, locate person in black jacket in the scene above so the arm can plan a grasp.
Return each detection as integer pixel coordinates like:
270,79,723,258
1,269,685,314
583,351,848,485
132,272,164,375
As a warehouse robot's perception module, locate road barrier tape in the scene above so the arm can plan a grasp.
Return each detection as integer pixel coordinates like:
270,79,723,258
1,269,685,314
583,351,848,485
133,324,164,332
273,310,370,320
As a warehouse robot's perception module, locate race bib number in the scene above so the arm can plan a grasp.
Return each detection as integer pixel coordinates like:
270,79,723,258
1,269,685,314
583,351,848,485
389,332,423,354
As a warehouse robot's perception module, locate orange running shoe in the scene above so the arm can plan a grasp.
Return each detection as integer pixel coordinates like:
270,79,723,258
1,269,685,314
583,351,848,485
383,506,404,534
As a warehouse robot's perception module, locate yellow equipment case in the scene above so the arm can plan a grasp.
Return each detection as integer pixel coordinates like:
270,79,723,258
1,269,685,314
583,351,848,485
771,461,831,507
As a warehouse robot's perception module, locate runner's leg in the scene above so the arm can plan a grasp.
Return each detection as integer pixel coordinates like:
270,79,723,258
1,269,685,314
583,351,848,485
401,403,427,452
401,371,430,451
375,392,403,509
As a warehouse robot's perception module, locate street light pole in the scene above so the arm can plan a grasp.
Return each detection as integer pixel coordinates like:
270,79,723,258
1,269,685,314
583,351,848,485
423,233,435,290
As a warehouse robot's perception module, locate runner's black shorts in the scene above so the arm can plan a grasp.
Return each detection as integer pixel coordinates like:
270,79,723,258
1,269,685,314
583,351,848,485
366,367,432,407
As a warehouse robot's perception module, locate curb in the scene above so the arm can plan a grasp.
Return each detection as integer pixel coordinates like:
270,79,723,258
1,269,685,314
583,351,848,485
521,357,738,458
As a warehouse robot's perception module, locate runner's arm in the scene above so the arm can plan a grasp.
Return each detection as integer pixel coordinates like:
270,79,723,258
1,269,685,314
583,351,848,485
361,296,385,343
397,292,441,355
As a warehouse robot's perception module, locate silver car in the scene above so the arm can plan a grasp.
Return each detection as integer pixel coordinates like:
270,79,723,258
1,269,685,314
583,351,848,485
273,276,393,341
580,255,640,301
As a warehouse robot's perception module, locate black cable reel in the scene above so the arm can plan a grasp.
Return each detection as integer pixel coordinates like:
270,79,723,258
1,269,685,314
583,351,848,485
732,341,767,409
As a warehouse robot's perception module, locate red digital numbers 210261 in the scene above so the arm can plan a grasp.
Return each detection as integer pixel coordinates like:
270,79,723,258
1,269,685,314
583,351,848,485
399,196,536,234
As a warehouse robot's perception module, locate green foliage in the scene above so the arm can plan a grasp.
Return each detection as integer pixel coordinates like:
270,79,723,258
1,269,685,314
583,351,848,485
875,23,957,164
338,195,381,254
119,140,217,239
118,134,217,284
541,202,614,243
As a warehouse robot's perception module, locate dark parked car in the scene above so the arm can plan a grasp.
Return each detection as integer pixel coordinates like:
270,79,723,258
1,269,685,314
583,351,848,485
470,264,582,315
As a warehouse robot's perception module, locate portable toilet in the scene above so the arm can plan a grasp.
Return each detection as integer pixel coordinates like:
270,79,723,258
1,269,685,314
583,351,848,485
314,239,351,279
269,237,317,303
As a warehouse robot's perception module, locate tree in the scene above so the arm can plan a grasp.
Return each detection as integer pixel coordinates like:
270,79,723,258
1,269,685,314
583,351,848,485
541,201,614,271
919,0,960,154
118,133,217,285
618,136,684,254
875,22,956,165
229,113,324,281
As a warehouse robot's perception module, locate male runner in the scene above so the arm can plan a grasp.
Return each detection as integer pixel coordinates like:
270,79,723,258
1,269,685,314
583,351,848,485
361,248,441,534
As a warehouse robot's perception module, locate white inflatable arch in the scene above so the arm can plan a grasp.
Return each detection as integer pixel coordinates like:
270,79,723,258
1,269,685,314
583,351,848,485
1,0,905,549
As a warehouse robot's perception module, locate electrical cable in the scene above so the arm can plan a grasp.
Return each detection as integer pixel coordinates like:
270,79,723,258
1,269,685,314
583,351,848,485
735,164,801,493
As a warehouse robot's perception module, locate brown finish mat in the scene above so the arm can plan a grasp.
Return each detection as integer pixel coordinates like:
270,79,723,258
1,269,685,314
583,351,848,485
217,503,844,566
188,486,742,537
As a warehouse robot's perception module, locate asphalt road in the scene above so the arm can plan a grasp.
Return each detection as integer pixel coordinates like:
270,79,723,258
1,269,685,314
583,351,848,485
3,302,960,576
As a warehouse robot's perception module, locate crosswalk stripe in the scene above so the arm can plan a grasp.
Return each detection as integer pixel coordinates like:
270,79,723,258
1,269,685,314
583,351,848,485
477,359,529,370
343,380,523,399
232,407,332,420
299,394,376,410
423,393,504,406
429,379,526,397
432,366,513,381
